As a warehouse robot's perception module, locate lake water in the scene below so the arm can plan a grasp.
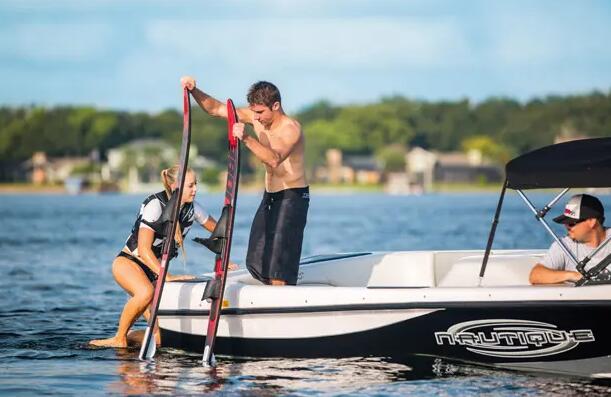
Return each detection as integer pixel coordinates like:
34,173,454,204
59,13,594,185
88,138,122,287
2,191,611,395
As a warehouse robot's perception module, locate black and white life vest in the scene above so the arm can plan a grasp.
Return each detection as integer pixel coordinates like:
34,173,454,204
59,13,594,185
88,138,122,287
124,191,209,259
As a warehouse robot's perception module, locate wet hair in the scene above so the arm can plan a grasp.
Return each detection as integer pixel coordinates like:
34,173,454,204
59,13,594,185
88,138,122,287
247,81,281,108
160,165,195,263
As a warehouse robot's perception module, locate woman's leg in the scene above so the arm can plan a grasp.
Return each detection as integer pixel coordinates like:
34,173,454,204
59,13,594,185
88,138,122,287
90,256,154,347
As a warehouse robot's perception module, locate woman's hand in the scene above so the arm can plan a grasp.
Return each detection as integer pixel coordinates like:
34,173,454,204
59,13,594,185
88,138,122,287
166,273,195,282
228,262,239,271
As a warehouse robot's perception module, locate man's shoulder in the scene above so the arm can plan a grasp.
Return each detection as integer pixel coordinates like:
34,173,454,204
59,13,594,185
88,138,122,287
282,115,302,133
273,117,302,143
549,236,573,251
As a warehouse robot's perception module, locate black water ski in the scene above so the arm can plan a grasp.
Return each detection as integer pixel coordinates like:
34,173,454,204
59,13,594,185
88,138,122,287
138,89,192,360
200,99,241,366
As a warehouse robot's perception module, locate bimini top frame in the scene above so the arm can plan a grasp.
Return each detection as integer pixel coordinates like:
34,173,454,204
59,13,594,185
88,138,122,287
479,138,611,286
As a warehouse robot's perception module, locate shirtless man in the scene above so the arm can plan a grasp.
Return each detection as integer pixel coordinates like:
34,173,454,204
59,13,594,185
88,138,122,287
181,76,309,286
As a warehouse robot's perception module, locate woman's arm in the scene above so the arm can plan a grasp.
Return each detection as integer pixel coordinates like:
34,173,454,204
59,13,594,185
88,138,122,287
203,216,216,233
137,227,161,274
194,201,216,233
137,227,193,281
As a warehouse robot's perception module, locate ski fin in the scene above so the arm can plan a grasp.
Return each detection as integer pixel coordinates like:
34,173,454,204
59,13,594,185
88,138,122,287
192,206,230,254
193,236,223,255
202,279,222,301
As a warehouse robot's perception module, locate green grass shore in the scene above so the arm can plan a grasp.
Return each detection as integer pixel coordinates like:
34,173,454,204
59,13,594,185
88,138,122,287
0,183,67,194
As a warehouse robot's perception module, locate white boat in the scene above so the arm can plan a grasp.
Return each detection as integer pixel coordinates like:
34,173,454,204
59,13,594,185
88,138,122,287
158,138,611,378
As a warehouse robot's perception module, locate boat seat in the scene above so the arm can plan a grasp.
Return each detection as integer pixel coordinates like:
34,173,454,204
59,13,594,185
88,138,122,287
436,253,544,287
297,252,436,288
366,252,435,288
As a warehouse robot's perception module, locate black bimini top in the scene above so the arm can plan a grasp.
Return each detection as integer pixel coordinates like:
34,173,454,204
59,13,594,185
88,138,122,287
505,137,611,189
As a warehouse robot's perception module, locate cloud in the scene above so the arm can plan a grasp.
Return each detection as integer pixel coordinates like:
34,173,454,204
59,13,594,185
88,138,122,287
488,3,611,66
3,22,114,62
145,17,474,71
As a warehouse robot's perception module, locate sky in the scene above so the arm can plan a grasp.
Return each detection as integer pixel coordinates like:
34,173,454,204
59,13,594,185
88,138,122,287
1,0,611,113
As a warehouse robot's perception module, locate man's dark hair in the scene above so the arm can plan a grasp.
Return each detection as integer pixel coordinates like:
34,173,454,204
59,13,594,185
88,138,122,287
247,81,281,108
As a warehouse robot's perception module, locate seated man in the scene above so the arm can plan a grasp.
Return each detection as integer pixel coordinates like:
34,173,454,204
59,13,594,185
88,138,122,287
530,194,611,285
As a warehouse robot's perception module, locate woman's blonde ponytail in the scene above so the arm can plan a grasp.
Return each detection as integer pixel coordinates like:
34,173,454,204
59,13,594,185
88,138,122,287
160,165,192,267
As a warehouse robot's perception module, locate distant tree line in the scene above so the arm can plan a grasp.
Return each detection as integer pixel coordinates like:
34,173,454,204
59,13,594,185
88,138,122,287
1,90,610,181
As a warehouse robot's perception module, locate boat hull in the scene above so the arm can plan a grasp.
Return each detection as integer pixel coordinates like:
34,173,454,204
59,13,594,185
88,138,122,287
159,300,611,377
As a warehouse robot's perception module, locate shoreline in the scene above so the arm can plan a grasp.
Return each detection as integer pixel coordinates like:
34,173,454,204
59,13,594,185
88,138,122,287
0,183,67,194
0,182,505,195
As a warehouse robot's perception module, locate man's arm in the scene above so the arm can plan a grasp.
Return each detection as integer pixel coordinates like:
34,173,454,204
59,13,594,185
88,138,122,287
234,122,301,168
190,87,227,118
529,263,582,285
181,76,253,122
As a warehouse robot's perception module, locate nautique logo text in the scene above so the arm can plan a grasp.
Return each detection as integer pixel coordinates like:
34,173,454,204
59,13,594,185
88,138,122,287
435,319,594,358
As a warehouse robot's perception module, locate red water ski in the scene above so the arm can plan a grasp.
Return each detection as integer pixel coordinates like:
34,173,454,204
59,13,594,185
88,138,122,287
139,89,192,360
200,99,241,366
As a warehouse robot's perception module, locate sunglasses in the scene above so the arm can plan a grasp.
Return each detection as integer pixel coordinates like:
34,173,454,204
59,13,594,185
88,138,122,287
565,219,586,228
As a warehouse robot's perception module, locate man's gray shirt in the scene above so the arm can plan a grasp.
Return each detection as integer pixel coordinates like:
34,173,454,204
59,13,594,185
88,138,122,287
542,228,611,271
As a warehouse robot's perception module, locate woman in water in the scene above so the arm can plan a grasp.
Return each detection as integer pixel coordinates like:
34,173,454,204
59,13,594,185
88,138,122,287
90,165,234,348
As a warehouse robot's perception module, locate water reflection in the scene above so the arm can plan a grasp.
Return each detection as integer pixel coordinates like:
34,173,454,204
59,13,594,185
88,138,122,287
107,350,231,395
106,349,611,396
107,350,156,395
221,356,412,394
108,350,459,395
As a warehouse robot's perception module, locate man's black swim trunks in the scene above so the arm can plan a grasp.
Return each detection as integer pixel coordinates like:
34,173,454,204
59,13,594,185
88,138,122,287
246,186,309,285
